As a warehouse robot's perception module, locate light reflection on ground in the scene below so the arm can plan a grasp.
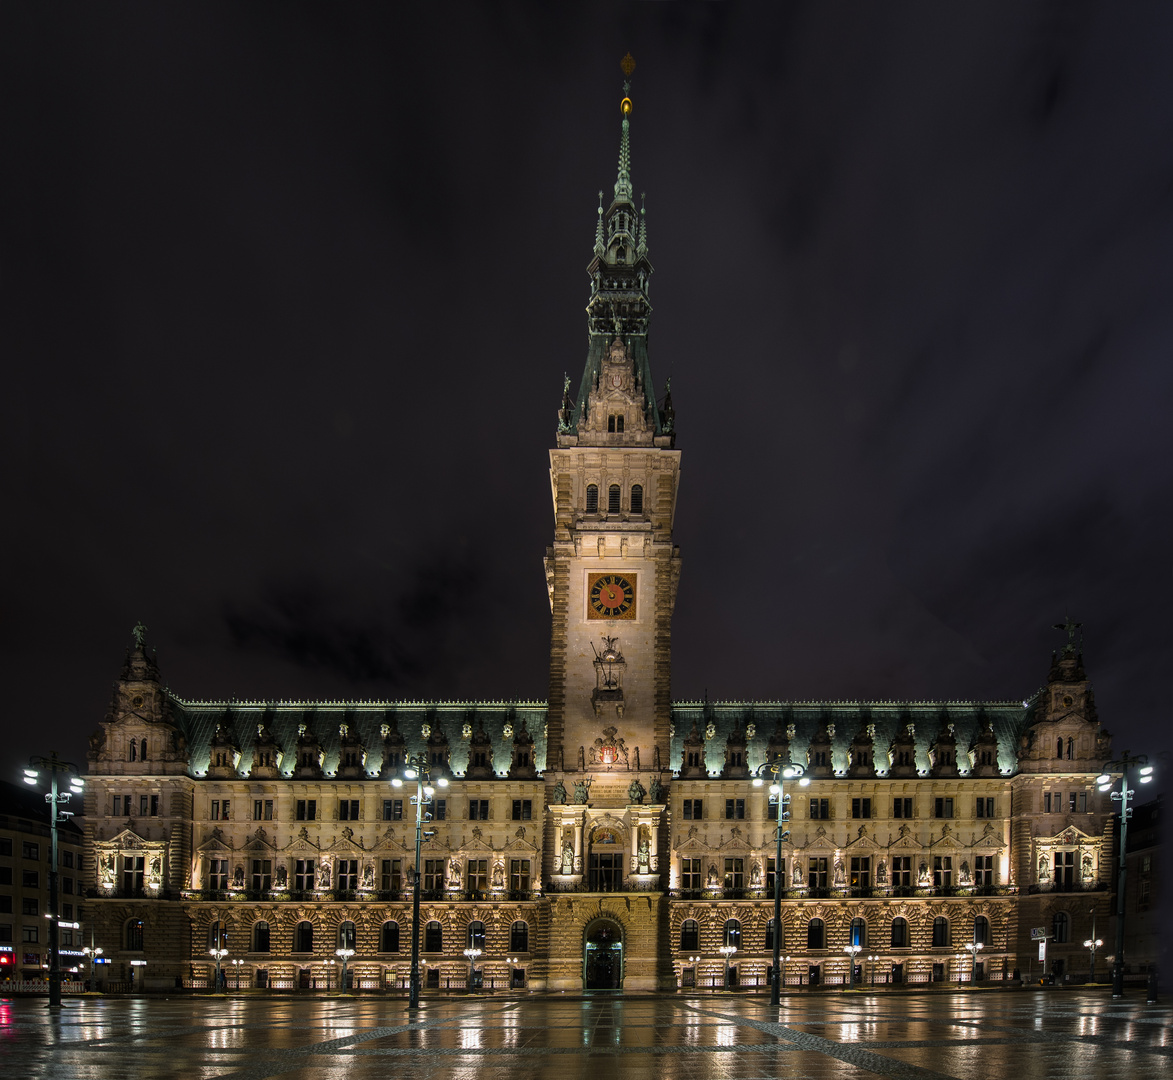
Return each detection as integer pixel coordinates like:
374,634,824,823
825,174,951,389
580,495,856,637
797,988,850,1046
0,988,1168,1079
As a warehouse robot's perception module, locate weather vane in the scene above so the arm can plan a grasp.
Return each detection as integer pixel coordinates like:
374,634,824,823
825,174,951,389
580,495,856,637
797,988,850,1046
621,52,634,110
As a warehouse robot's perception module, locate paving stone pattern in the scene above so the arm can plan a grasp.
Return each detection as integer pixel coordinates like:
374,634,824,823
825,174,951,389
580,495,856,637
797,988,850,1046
2,990,1169,1080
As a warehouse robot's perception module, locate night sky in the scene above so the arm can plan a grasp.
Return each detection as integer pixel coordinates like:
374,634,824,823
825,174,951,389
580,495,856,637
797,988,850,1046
4,5,1170,783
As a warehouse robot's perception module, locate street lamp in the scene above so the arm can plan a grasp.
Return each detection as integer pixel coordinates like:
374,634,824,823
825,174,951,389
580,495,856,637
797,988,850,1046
209,947,227,991
230,957,245,991
392,753,449,1009
335,947,354,992
82,946,103,989
719,944,736,989
23,754,84,1009
955,953,963,987
843,944,862,989
963,942,984,984
868,954,879,987
752,758,807,1005
1097,751,1155,997
326,958,336,990
464,947,482,991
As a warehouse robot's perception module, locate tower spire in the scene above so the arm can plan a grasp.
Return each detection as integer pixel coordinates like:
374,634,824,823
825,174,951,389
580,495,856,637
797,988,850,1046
615,54,635,204
594,191,605,256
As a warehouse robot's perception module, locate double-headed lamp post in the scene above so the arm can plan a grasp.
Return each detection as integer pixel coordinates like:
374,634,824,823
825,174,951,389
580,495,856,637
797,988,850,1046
463,948,482,991
391,753,449,1009
844,944,862,989
23,754,84,1009
230,957,244,991
868,954,879,987
964,942,984,984
209,946,227,990
335,947,355,992
719,944,736,989
82,946,103,988
1097,752,1155,998
751,758,808,1005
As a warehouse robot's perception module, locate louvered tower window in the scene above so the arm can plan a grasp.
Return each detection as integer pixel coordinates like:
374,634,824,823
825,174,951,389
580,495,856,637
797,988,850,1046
608,484,621,513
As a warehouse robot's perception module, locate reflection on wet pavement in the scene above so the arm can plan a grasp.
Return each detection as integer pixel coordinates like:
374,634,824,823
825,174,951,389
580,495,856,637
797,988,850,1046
1,990,1169,1079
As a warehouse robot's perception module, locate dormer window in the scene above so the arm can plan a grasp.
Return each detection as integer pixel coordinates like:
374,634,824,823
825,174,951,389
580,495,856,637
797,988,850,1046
616,246,625,262
607,414,624,433
586,484,599,513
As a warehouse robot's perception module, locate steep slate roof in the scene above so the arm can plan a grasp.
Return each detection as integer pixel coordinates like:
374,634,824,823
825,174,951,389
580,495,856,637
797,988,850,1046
571,333,662,436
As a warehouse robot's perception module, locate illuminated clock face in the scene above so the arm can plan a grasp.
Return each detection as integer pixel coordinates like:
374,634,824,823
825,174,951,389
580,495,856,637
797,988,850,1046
587,572,636,620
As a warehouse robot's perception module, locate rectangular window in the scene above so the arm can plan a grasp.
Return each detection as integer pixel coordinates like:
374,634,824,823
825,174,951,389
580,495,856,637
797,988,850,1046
974,855,994,885
893,797,913,818
336,859,358,890
934,797,954,819
851,798,872,819
766,857,781,893
383,799,404,821
807,857,828,889
467,859,489,892
251,859,272,891
0,868,9,886
294,859,315,891
254,800,264,821
121,856,144,892
933,855,953,888
22,898,38,915
0,898,9,914
150,794,160,816
22,927,38,944
681,858,702,890
1043,792,1052,813
468,799,489,821
62,903,73,920
511,799,532,821
210,799,220,821
976,797,995,818
510,859,531,892
381,858,402,892
1068,792,1078,813
22,842,38,860
265,799,273,820
850,856,871,889
723,857,744,889
1054,850,1075,888
338,799,360,821
682,799,703,820
22,871,38,889
209,859,228,890
112,795,122,816
809,798,830,819
296,799,317,821
62,877,73,895
434,799,446,821
892,856,912,887
423,859,444,892
1078,792,1088,813
0,838,10,856
0,926,10,942
725,798,745,820
139,795,149,817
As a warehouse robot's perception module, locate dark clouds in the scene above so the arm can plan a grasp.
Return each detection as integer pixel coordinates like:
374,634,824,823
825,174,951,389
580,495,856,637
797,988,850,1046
1,4,1170,779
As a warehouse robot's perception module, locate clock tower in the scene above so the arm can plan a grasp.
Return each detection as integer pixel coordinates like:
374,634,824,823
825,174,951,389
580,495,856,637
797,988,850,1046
544,59,681,823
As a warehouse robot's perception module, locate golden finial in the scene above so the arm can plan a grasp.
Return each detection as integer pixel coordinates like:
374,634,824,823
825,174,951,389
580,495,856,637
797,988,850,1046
620,52,635,115
621,52,635,78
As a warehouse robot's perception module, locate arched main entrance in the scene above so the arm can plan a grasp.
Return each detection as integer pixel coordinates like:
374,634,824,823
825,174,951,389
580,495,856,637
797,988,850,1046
583,918,624,990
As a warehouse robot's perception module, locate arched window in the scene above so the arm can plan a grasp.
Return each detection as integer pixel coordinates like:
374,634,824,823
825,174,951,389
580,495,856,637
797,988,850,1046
128,741,137,762
807,918,825,950
1056,738,1064,759
680,919,699,951
467,921,486,949
1066,737,1074,760
608,415,616,433
295,921,313,953
252,921,270,953
932,917,950,948
608,484,621,514
723,919,741,948
425,921,443,953
338,921,356,950
381,921,400,953
208,920,227,951
586,484,599,513
126,919,144,951
616,415,624,433
890,917,908,948
510,921,529,953
141,739,148,760
850,917,867,948
973,916,990,947
1052,912,1069,943
765,919,782,952
630,484,643,515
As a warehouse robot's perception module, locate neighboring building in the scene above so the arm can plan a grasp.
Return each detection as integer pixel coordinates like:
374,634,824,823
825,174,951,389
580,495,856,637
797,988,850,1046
1120,796,1162,977
79,69,1124,993
0,779,86,982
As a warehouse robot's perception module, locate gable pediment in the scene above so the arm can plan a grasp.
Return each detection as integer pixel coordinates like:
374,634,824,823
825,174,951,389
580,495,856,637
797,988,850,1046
1040,824,1097,846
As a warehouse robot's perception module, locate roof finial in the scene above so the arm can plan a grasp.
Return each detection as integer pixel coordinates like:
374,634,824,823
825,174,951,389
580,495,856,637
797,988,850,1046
594,191,605,256
615,54,634,203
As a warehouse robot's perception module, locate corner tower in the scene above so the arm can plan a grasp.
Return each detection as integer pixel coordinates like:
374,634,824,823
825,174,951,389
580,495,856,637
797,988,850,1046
545,57,681,804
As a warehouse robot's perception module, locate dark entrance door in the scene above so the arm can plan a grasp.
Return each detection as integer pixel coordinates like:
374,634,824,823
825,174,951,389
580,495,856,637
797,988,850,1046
589,854,623,891
298,968,310,989
584,921,623,989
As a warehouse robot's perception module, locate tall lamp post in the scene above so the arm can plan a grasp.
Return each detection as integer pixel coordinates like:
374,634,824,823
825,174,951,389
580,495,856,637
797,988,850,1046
391,753,448,1009
964,942,983,984
82,946,103,990
463,948,482,992
752,759,808,1006
23,754,84,1009
844,944,861,989
209,946,227,991
868,954,879,987
335,947,354,992
1097,752,1154,998
719,944,736,990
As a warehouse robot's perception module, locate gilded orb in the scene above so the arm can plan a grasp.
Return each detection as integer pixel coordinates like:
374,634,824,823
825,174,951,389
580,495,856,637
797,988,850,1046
621,97,632,116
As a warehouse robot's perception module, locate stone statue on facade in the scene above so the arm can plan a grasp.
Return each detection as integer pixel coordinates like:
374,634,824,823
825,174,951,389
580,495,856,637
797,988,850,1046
449,857,462,886
648,775,665,804
132,621,148,648
573,778,592,804
318,859,331,889
561,837,574,874
551,779,567,805
707,863,719,888
492,862,504,889
627,778,646,805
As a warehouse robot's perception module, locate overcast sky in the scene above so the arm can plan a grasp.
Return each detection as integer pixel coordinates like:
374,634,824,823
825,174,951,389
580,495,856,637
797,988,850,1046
3,4,1170,781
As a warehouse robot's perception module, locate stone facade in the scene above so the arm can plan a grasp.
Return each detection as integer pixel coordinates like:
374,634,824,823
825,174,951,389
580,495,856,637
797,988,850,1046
77,76,1123,993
